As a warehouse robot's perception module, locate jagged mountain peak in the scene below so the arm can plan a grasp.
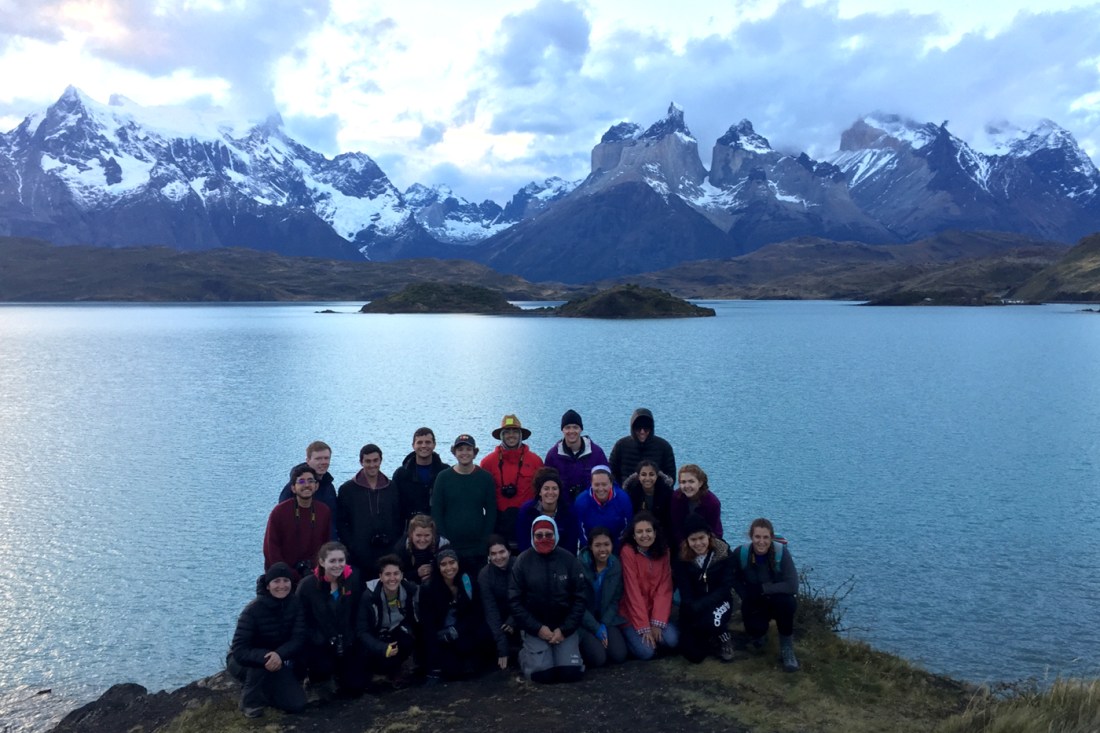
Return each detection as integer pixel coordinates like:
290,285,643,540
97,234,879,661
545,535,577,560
840,113,940,152
601,122,641,144
717,119,772,153
641,102,694,142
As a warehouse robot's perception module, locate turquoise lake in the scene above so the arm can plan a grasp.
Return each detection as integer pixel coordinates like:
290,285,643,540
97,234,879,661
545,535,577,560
1,300,1098,730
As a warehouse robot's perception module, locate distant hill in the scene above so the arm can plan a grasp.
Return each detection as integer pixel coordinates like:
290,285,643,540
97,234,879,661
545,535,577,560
0,236,570,301
557,284,715,318
359,282,523,314
603,231,1069,300
1011,233,1100,302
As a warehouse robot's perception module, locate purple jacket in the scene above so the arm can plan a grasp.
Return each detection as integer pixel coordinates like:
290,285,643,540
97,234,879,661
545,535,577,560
543,436,608,502
669,490,724,548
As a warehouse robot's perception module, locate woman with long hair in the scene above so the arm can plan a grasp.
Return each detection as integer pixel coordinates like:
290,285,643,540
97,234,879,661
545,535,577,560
669,463,724,548
618,511,679,660
296,541,366,698
515,466,582,555
478,534,518,670
732,517,800,672
622,460,674,534
417,548,494,682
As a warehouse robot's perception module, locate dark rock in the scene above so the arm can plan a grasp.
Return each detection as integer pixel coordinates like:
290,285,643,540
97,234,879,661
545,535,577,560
359,282,524,314
556,284,715,318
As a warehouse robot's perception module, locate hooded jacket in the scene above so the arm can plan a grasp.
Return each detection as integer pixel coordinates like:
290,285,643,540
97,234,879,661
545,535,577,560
231,574,306,668
514,497,582,555
508,516,589,635
336,470,402,574
608,408,676,484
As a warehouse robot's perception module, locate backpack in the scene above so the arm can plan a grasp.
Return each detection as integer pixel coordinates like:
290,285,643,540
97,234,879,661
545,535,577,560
737,536,787,570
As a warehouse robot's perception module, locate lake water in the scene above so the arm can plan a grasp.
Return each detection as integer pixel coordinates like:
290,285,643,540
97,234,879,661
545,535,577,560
1,300,1098,730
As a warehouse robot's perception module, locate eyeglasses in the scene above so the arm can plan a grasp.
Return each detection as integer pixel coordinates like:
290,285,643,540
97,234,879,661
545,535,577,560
533,531,555,539
295,478,318,486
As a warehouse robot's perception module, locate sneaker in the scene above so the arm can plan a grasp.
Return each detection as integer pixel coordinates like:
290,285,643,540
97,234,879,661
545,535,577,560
717,632,734,663
242,706,264,718
779,635,800,672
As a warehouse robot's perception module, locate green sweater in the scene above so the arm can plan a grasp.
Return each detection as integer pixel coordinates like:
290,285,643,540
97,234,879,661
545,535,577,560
431,466,497,558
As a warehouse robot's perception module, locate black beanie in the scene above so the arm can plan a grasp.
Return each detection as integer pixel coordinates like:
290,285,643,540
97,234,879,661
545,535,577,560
265,562,294,586
683,513,711,538
561,409,583,430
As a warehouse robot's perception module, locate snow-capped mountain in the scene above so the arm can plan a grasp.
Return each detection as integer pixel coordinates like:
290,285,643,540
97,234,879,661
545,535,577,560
404,177,577,244
0,86,445,259
829,113,1100,241
2,89,1097,283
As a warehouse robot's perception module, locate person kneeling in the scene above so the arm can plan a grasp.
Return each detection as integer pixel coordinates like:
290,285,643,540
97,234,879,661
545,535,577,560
417,548,495,683
733,517,800,672
358,554,419,687
229,563,307,719
297,542,367,698
508,516,588,683
674,514,735,663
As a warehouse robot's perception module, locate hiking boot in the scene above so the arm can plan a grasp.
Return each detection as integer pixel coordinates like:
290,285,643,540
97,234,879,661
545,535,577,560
242,706,264,718
717,632,734,662
779,634,800,672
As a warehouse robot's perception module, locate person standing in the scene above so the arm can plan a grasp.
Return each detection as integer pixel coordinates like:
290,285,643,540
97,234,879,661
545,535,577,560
543,409,608,502
278,441,338,535
480,415,543,548
391,427,449,523
264,464,332,580
432,434,497,573
337,444,402,581
608,408,676,485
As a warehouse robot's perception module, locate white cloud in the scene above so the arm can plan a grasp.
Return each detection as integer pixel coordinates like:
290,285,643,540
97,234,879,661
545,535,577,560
0,0,1097,202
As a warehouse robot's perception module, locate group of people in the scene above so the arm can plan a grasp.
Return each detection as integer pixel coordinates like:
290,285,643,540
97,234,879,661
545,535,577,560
230,409,801,719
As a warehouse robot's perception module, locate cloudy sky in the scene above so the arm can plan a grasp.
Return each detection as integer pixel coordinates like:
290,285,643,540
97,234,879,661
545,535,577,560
0,0,1097,203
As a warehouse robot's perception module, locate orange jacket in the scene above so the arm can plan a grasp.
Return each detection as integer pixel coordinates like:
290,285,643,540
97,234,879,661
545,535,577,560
618,543,673,634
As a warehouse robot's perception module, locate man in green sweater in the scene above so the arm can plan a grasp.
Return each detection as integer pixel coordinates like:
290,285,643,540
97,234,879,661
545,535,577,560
431,434,497,575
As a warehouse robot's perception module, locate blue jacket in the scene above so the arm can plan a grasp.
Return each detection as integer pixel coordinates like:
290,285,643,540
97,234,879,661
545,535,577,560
573,485,634,551
515,499,582,555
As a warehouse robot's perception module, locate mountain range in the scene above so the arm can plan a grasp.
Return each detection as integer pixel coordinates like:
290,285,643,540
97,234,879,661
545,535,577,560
1,88,1097,283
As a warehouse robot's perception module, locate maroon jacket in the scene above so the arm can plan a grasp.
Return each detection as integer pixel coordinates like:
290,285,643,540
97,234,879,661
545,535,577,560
263,498,332,579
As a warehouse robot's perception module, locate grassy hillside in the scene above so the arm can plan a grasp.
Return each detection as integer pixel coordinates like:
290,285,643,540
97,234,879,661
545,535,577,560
1012,233,1100,302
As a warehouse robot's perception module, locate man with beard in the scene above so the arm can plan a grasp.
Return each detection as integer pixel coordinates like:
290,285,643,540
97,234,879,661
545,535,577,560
278,441,338,538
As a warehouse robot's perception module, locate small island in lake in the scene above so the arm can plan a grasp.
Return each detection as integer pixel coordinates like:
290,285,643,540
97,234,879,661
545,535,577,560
556,284,716,318
359,282,523,314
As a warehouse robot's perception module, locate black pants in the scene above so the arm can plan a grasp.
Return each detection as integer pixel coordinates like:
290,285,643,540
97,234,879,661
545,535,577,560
304,640,368,693
578,626,628,667
741,593,797,637
240,664,306,713
425,618,495,679
680,595,733,663
369,626,416,677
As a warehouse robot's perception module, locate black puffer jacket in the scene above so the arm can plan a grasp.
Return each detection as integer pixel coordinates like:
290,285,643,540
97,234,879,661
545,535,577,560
608,408,676,484
508,547,588,635
296,566,363,647
230,575,306,668
673,537,736,620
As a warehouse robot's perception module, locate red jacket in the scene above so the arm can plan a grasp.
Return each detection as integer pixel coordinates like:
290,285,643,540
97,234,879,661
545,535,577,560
263,498,332,578
480,444,543,512
619,543,673,634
